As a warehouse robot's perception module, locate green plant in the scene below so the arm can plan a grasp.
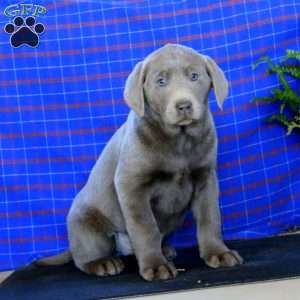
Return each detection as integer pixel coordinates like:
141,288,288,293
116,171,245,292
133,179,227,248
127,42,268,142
253,49,300,135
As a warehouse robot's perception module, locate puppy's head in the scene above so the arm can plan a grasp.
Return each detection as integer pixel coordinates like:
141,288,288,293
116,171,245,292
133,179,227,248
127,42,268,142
124,44,228,126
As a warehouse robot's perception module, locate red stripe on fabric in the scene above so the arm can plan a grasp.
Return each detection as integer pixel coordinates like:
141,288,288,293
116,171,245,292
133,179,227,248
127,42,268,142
0,71,128,87
0,208,69,218
0,10,297,60
219,124,275,144
219,143,300,170
2,154,97,165
1,161,299,194
0,99,125,113
214,101,269,118
2,141,299,171
231,72,268,87
0,97,258,114
1,141,296,167
223,192,300,221
0,235,67,244
216,37,298,64
0,126,115,139
44,0,75,10
0,110,271,140
46,0,251,30
221,166,300,198
0,65,267,87
0,182,84,192
1,192,299,243
0,35,295,91
0,86,268,115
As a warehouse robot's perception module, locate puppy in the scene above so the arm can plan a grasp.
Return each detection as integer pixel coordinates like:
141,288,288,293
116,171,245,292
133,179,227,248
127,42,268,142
39,44,243,281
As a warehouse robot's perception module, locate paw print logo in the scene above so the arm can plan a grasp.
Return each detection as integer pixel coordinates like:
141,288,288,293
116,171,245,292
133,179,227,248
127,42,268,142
4,16,45,48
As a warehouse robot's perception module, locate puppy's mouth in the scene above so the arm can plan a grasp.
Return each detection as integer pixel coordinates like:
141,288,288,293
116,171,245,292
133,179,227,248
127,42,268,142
176,110,200,126
177,119,193,126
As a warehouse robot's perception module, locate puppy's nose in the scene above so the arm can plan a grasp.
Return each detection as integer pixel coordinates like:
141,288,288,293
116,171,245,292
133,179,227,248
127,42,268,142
176,101,193,114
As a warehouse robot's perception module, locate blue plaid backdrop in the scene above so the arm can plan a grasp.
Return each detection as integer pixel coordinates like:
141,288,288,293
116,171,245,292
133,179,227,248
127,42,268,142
0,0,300,271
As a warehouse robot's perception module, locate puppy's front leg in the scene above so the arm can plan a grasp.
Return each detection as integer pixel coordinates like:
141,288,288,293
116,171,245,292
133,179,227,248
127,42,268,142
192,169,243,268
116,184,177,281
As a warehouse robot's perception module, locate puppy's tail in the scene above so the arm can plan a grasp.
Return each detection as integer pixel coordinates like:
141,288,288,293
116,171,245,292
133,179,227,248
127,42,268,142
35,250,72,266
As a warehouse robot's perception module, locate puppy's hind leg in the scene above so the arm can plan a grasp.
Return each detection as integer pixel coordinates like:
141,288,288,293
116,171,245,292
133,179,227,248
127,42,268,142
68,207,125,277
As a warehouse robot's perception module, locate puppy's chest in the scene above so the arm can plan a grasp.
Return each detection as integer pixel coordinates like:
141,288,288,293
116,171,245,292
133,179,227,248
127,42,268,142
148,166,209,215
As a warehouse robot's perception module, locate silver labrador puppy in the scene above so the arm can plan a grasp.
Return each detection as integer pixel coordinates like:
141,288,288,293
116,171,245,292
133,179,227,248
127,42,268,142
39,44,243,281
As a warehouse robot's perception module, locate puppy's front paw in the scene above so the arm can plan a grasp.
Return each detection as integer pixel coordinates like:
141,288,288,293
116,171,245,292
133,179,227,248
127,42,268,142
140,261,178,281
204,250,243,268
85,257,125,276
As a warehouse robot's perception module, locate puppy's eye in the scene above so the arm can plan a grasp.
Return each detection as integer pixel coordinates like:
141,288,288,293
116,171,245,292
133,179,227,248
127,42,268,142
190,72,199,81
157,77,167,86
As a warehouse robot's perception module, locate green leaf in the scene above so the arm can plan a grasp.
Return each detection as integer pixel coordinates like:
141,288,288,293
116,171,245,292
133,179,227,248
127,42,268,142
253,97,277,103
276,65,300,79
280,103,286,113
286,49,300,61
252,55,275,70
287,121,300,135
269,114,289,125
252,50,300,135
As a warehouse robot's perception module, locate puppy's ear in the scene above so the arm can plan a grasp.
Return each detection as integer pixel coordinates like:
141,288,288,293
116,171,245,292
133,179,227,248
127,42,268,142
204,55,229,110
124,61,145,117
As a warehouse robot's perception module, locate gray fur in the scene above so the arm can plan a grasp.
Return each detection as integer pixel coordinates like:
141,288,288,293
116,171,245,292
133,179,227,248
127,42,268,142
39,44,243,281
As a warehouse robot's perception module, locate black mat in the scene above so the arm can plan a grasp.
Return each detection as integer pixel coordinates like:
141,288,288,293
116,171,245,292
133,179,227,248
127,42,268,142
1,234,300,300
